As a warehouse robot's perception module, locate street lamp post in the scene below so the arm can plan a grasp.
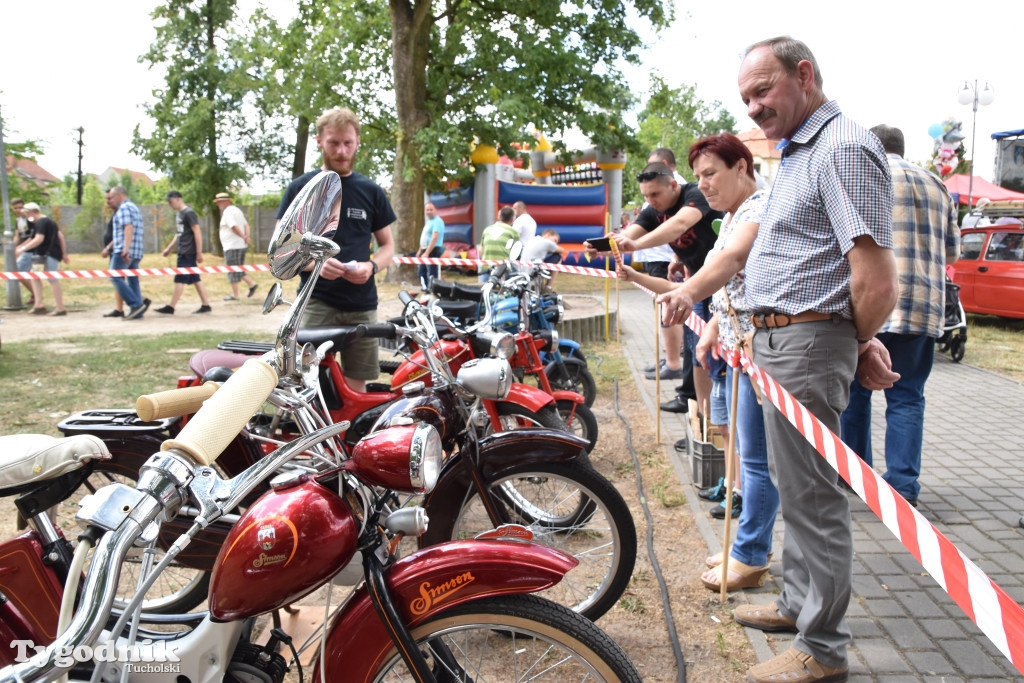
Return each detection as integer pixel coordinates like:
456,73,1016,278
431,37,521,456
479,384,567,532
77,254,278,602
957,79,995,210
74,126,85,205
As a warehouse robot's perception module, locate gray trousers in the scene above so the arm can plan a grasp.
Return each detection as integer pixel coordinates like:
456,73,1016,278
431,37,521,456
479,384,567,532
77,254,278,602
753,318,857,668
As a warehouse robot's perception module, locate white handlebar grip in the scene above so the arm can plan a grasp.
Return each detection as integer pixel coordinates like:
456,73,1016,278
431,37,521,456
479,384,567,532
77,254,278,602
161,359,277,466
136,383,220,421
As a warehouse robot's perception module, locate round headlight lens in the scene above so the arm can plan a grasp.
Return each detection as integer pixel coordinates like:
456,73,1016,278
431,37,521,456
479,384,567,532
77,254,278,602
490,332,516,360
411,423,443,492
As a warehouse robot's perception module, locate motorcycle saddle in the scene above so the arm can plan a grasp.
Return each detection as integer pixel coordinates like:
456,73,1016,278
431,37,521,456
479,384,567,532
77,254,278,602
0,433,110,491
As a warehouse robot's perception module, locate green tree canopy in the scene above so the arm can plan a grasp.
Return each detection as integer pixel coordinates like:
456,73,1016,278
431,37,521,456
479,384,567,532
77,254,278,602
132,0,256,220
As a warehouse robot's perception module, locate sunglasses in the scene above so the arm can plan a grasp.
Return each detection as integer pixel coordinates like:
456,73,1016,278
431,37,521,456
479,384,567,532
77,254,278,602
636,171,672,183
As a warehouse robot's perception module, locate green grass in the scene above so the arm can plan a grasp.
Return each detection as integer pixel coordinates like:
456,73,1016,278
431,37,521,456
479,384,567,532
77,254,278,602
0,331,233,435
958,314,1024,384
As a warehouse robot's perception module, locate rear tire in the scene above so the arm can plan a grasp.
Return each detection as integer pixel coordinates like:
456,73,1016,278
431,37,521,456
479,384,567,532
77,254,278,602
370,594,642,682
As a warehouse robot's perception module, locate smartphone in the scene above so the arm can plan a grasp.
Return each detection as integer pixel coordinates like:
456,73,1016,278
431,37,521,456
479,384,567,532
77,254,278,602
585,236,614,252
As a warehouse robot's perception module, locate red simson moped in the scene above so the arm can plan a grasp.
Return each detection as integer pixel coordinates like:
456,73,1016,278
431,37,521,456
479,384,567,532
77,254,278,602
0,171,641,682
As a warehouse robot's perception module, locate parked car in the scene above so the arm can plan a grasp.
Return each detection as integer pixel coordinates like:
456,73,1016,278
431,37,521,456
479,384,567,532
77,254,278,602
949,203,1024,319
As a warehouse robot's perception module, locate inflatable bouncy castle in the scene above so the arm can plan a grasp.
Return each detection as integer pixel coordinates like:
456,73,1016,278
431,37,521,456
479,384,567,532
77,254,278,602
430,134,626,269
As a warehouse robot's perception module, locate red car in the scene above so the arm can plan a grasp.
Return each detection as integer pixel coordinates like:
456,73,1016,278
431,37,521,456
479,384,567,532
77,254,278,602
950,208,1024,319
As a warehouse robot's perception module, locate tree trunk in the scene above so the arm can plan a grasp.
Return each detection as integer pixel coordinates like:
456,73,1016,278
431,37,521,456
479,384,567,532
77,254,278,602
388,0,431,282
292,113,310,179
206,0,224,255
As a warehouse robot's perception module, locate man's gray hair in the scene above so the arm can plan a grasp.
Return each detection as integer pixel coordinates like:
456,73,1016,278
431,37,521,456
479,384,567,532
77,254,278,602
745,36,823,90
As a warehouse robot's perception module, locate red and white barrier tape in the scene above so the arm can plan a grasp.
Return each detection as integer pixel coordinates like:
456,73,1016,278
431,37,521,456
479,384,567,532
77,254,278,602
641,279,1024,675
2,256,623,281
0,263,270,280
391,255,619,278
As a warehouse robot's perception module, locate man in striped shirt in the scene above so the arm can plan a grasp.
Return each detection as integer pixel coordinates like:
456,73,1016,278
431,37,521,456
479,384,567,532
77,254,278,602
730,37,898,683
840,125,960,508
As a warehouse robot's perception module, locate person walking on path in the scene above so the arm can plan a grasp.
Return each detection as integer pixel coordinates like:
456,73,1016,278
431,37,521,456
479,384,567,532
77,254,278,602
105,186,150,320
14,203,69,316
689,36,900,683
415,201,445,292
214,192,258,301
154,191,212,315
10,198,37,304
840,124,960,508
275,107,396,393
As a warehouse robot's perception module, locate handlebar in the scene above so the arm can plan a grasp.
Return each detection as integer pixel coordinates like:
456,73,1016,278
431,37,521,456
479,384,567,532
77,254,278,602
161,359,278,466
136,383,220,421
355,323,398,340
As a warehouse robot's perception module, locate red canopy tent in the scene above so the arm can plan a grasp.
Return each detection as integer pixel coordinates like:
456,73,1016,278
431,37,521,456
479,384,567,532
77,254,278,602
943,174,1024,206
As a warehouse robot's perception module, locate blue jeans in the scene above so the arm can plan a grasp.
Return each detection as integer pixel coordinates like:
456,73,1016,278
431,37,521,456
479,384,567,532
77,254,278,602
840,333,934,500
418,246,443,291
725,365,778,567
109,254,143,309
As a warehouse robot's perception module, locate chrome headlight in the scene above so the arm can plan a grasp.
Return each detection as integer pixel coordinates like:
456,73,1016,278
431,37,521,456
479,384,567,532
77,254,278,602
456,357,512,400
347,422,443,493
489,331,516,359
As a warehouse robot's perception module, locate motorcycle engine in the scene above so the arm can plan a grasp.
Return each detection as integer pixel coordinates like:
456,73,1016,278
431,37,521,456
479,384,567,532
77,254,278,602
225,640,288,683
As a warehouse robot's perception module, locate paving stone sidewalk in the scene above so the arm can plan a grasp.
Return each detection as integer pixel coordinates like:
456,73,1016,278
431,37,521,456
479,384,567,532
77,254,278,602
614,286,1024,682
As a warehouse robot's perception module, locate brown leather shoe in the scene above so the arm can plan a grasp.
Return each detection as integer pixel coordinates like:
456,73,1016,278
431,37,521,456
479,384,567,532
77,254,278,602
746,647,848,682
733,601,798,632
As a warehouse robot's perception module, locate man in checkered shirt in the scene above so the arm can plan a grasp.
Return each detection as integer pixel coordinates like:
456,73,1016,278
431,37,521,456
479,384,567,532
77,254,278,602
729,37,899,683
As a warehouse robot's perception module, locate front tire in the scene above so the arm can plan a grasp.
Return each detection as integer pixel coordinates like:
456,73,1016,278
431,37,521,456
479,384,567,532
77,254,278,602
556,400,599,454
370,594,642,682
444,461,636,622
546,358,597,407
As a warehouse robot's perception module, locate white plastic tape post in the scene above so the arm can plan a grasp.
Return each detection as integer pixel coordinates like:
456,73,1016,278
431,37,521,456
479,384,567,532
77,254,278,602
161,359,277,466
136,383,220,422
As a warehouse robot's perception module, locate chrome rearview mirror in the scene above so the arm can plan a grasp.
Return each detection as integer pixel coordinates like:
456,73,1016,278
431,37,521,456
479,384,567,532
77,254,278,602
267,171,342,280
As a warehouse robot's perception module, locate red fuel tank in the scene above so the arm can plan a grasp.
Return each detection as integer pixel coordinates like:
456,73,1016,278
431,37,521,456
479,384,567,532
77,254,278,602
209,477,357,621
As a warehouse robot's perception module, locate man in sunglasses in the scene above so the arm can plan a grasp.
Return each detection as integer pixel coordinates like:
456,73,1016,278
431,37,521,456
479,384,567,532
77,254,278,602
594,160,723,415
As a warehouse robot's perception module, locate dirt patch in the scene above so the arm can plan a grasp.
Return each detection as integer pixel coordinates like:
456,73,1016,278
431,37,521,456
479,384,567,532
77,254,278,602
582,371,757,681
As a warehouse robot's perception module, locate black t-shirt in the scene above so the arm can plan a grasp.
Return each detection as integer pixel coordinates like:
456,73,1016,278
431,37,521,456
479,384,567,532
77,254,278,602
33,216,62,260
635,183,722,274
176,206,200,256
277,170,397,312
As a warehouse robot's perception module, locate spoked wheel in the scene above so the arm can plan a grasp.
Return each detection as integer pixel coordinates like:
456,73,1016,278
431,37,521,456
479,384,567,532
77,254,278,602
371,595,642,682
546,358,597,407
54,451,210,615
556,400,599,454
448,461,636,621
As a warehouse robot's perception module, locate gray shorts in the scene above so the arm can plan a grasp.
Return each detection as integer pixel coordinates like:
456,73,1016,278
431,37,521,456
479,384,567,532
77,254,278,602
224,248,247,283
301,300,381,381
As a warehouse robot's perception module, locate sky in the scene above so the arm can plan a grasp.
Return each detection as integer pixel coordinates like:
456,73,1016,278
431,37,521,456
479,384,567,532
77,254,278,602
2,0,1020,191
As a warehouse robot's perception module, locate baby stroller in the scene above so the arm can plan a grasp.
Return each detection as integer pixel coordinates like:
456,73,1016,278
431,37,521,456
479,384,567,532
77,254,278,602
936,275,967,362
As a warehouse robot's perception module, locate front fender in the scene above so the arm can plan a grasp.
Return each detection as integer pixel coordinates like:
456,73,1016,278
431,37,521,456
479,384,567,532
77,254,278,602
312,540,577,682
418,429,587,547
502,381,555,413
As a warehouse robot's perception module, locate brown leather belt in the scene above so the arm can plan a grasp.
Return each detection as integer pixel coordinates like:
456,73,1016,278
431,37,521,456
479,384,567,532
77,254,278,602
751,311,834,329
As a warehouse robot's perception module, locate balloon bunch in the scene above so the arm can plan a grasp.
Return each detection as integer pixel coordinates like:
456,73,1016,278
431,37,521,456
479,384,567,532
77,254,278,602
928,118,966,179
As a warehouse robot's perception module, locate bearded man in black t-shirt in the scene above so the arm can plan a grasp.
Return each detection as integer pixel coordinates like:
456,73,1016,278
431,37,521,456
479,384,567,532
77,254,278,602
276,107,396,392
